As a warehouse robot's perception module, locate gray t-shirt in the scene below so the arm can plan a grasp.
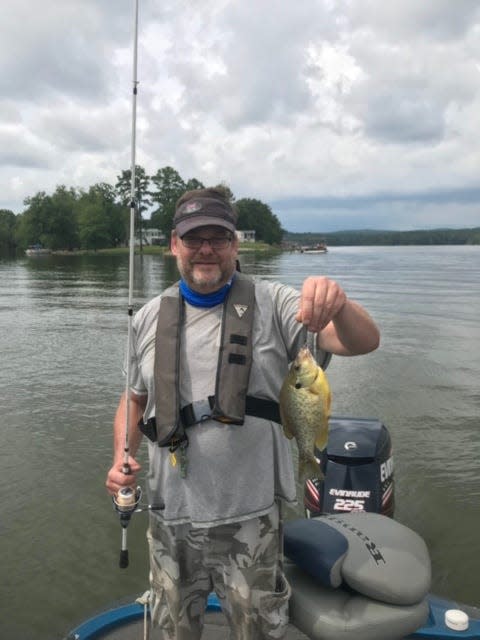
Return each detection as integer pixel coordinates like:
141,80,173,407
128,278,325,528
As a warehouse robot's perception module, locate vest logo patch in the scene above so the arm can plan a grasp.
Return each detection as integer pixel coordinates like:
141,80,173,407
234,304,248,318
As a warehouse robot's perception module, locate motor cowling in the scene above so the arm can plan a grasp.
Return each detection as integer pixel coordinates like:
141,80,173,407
304,417,395,517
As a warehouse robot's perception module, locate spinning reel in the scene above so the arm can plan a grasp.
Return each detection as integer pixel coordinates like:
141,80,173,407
113,485,164,568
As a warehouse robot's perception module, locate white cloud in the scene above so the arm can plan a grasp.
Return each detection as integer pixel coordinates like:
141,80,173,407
1,0,479,231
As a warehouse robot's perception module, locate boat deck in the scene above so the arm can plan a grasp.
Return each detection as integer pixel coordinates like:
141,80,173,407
99,608,310,639
67,596,480,640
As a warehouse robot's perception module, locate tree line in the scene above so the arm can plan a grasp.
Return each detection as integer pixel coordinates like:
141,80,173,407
0,165,284,253
285,227,480,246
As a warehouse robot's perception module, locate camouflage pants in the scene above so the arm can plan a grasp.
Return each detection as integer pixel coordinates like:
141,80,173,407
147,504,291,640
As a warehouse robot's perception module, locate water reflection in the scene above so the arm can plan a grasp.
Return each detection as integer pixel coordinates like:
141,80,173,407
0,246,479,640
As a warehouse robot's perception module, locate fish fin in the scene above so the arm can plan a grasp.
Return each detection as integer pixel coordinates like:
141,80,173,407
279,404,294,439
315,416,329,449
283,423,294,440
299,458,324,485
308,385,322,397
309,382,330,399
315,433,328,450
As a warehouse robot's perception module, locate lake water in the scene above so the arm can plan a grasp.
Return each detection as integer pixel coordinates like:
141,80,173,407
0,246,479,639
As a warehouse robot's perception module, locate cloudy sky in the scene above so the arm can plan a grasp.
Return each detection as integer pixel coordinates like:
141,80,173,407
2,0,480,232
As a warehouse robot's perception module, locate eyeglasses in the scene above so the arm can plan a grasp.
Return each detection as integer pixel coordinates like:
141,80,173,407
181,235,233,250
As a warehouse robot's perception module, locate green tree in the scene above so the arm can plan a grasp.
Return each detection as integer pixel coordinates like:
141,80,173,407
48,185,79,250
77,183,128,249
17,191,51,249
115,165,151,214
17,191,50,249
78,202,110,250
149,166,186,235
0,209,17,252
235,198,283,244
185,177,205,193
116,165,151,250
18,188,79,250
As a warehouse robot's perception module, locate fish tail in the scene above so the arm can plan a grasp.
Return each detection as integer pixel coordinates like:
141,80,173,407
298,457,325,486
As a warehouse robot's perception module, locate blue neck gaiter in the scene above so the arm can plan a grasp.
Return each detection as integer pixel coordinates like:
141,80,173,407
179,277,233,308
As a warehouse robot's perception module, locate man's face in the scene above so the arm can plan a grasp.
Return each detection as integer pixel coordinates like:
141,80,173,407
171,225,239,293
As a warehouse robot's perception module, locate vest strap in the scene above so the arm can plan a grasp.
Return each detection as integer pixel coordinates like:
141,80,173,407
180,397,215,426
153,284,183,446
140,395,281,444
245,396,281,424
180,395,281,427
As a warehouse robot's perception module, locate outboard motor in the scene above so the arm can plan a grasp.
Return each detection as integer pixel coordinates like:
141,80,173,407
305,417,395,517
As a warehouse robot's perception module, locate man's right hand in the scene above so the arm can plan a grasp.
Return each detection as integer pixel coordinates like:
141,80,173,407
106,456,142,496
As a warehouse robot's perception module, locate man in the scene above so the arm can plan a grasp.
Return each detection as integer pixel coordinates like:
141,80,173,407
106,187,380,639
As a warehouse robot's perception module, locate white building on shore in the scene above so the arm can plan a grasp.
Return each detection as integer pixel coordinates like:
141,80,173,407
133,228,166,246
236,230,256,243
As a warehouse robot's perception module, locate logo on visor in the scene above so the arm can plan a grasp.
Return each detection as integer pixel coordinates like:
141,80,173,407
183,201,203,213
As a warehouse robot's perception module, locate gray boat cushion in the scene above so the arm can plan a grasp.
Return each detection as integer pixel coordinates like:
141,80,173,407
284,518,348,588
285,563,430,640
284,513,431,606
324,512,431,605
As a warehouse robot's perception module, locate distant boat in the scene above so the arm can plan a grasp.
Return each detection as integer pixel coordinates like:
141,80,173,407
301,243,327,254
25,244,51,256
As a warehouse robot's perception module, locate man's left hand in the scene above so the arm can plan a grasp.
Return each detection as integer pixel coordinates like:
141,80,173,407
296,276,347,333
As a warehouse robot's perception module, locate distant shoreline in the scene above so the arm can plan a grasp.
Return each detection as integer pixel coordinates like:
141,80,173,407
14,228,480,258
284,227,480,246
46,242,279,257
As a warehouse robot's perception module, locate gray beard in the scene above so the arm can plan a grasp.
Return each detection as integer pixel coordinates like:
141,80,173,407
176,260,235,293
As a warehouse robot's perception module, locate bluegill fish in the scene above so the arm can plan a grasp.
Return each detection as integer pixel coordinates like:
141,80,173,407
279,346,331,483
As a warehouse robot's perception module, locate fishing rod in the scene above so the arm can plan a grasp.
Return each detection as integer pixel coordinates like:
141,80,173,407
111,0,141,571
113,0,164,569
112,0,163,570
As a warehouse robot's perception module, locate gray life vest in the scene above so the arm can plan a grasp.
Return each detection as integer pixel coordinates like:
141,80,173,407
149,273,279,447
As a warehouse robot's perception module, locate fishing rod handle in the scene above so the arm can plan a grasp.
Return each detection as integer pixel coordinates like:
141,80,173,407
119,549,129,569
119,526,129,569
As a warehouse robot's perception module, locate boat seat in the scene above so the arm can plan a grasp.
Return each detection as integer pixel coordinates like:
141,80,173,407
283,513,431,640
285,563,429,640
284,512,431,606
